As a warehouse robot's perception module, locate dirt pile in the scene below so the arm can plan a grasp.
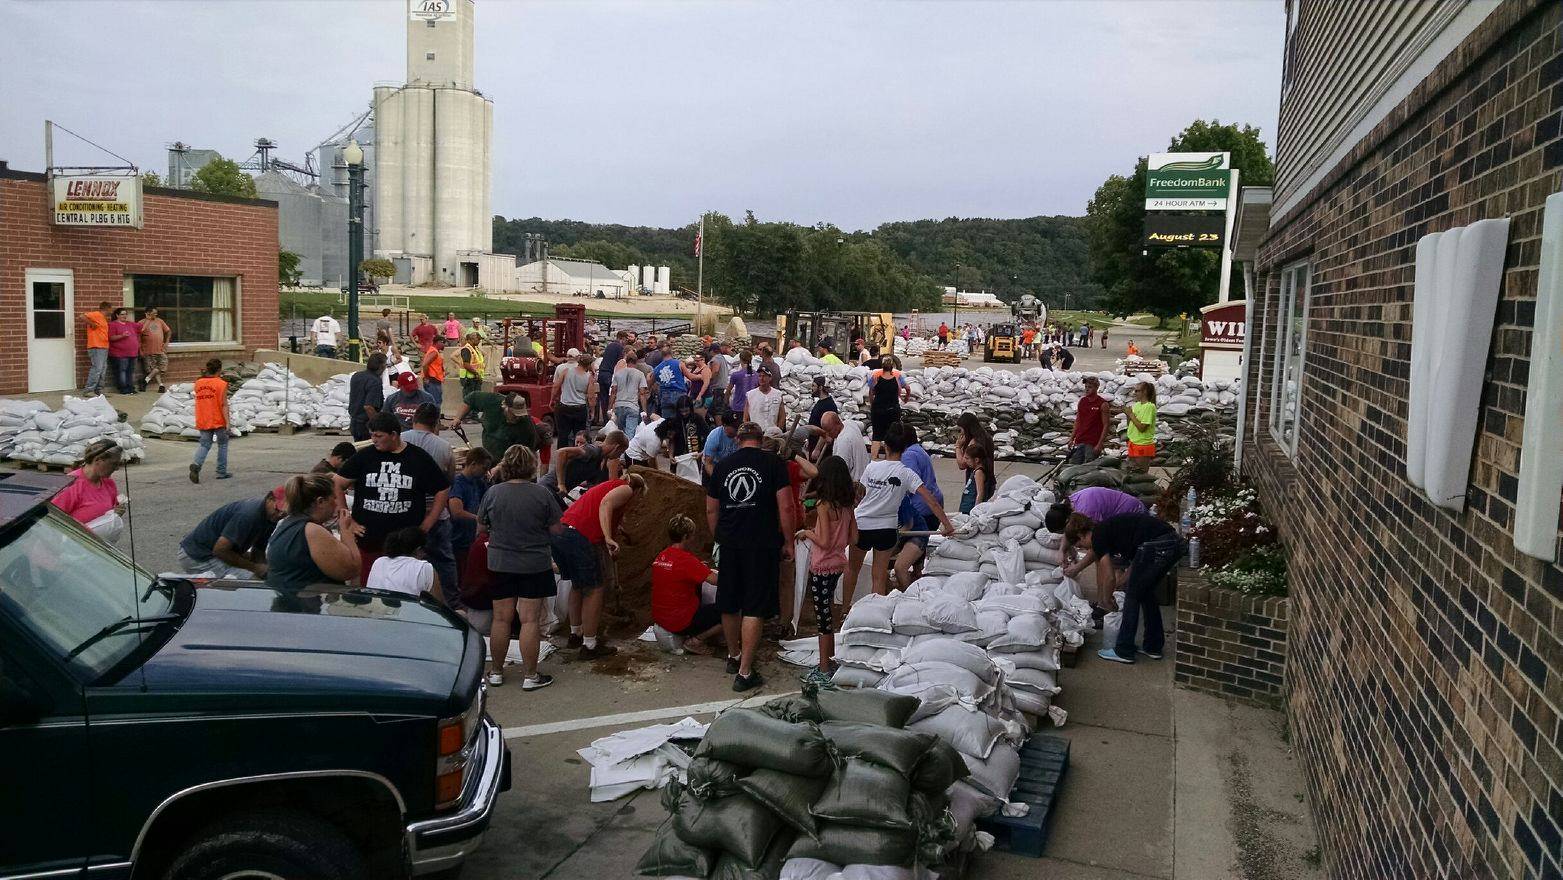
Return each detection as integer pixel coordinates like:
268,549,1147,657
606,465,713,636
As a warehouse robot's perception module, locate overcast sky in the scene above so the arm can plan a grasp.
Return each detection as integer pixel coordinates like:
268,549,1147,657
1,0,1282,230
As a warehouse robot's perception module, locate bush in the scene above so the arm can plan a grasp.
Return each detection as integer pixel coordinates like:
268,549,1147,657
1209,545,1288,597
1189,485,1274,569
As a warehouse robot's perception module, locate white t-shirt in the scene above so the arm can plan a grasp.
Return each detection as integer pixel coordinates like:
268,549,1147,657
855,460,923,531
311,316,341,346
832,420,869,483
628,417,664,463
746,386,783,427
366,555,435,597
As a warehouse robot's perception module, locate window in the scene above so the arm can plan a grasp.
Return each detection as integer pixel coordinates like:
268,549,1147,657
124,275,238,346
1269,262,1311,455
30,281,66,339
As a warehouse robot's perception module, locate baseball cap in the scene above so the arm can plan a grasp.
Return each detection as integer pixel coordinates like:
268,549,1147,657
757,365,774,376
737,421,765,440
395,372,419,392
567,347,581,357
505,392,530,416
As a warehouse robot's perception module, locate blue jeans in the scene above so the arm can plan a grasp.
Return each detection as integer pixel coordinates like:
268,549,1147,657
111,356,136,393
615,405,640,437
1115,534,1183,657
425,518,458,603
426,380,443,408
193,429,230,476
84,347,108,394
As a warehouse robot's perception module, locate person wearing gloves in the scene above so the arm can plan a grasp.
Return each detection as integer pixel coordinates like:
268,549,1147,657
842,426,955,600
1062,511,1183,665
178,488,287,579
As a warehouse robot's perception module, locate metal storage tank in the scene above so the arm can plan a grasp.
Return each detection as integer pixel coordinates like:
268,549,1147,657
432,87,491,279
626,265,640,292
254,171,324,285
656,266,671,294
372,85,406,257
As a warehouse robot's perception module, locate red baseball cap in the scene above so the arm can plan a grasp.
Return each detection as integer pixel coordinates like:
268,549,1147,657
395,372,420,392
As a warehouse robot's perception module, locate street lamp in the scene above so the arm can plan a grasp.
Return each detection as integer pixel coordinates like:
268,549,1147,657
344,139,365,362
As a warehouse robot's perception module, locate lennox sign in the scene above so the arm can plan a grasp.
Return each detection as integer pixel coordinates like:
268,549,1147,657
50,173,142,228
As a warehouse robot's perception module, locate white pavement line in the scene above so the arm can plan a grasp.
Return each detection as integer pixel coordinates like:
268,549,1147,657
501,691,799,740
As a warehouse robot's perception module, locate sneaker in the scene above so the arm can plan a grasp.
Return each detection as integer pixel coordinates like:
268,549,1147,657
578,643,617,660
726,656,741,675
1097,648,1135,665
158,385,166,393
486,672,504,686
521,674,555,691
188,464,200,484
1139,649,1164,660
565,634,584,650
733,671,765,692
801,668,836,689
216,472,233,480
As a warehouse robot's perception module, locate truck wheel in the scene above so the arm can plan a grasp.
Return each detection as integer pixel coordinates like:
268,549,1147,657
164,809,366,880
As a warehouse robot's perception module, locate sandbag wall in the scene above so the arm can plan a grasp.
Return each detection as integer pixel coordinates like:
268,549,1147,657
229,363,322,429
3,396,146,466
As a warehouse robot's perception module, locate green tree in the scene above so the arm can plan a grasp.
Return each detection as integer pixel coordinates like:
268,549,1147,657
140,170,163,188
359,258,396,282
1085,119,1272,322
278,250,302,287
189,158,257,199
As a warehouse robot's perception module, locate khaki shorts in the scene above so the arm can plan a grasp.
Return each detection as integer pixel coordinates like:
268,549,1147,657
142,353,168,373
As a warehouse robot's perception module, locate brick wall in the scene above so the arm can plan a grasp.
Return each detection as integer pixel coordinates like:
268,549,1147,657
0,171,279,395
1241,2,1563,878
1174,577,1289,709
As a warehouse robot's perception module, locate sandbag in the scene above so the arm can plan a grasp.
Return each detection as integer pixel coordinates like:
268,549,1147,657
738,768,829,840
671,791,784,868
831,665,887,688
637,821,718,877
834,645,901,672
961,744,1022,800
992,540,1026,585
890,599,939,635
1008,687,1051,716
908,738,971,793
711,828,797,878
840,629,912,650
879,661,992,702
922,593,979,634
779,859,842,880
900,639,997,682
684,756,748,801
787,824,915,869
841,594,897,633
946,781,1001,839
757,696,824,724
908,706,1009,759
699,710,835,777
819,722,936,776
939,571,990,602
1007,648,1062,673
969,610,1009,646
814,687,919,729
810,758,913,829
987,613,1049,653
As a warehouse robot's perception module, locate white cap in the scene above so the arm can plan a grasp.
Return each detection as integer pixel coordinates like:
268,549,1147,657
567,347,581,357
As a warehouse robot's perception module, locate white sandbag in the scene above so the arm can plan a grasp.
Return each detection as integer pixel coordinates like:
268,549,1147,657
923,592,979,634
831,665,886,688
988,613,1049,654
84,510,125,544
900,639,997,682
969,611,1009,647
840,629,912,650
992,540,1026,584
841,593,898,633
879,660,993,702
976,593,1044,616
909,705,1010,759
1007,687,1051,717
939,571,990,602
962,743,1022,799
947,780,1002,838
1006,666,1059,693
781,860,843,880
835,645,901,672
891,599,940,636
932,540,983,561
1007,647,1062,672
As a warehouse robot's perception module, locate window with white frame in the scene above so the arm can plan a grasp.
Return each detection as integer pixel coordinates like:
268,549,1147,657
123,274,239,346
1269,261,1311,455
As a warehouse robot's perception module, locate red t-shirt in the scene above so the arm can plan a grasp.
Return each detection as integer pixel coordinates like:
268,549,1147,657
786,460,806,526
560,479,627,544
412,323,438,348
651,545,710,633
1072,393,1107,446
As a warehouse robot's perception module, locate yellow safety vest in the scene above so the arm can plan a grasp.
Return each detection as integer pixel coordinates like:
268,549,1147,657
459,343,486,379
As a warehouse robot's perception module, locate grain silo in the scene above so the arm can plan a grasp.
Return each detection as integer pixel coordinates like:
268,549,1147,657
626,265,640,292
656,266,671,294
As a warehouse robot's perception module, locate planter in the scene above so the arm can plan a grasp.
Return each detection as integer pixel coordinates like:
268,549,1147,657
1173,571,1288,709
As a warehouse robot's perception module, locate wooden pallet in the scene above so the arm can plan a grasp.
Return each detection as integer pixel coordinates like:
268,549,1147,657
248,424,309,436
148,431,199,443
4,458,140,471
976,734,1070,857
313,426,349,436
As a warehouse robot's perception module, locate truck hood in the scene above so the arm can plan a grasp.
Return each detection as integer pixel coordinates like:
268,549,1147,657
111,582,476,716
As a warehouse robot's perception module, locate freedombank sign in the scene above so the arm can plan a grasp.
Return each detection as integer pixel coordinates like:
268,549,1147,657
1145,152,1232,211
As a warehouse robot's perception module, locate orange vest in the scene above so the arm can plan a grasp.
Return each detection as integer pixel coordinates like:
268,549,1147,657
423,346,445,383
85,311,108,349
193,377,228,430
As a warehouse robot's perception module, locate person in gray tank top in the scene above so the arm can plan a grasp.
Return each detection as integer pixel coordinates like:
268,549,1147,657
267,473,363,590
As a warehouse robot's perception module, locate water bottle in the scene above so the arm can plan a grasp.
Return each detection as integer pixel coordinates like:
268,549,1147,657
1187,536,1202,569
1181,487,1197,536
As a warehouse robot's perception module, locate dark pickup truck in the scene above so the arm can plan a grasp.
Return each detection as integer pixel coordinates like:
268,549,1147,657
0,471,509,879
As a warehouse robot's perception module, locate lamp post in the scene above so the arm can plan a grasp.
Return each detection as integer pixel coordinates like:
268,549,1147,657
344,139,365,362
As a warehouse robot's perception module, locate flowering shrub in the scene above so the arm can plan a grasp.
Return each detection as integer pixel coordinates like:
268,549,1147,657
1209,545,1288,597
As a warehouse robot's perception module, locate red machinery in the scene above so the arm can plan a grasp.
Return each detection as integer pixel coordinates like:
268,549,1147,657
493,304,590,454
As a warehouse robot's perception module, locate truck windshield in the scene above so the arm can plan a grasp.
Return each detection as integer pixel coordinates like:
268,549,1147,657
0,507,170,679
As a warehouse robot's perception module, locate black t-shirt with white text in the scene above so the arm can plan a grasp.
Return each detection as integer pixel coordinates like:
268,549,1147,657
339,443,452,543
706,447,791,549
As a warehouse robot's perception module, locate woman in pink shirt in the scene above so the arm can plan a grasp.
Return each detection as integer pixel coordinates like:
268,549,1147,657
107,307,141,394
443,312,463,344
51,440,123,531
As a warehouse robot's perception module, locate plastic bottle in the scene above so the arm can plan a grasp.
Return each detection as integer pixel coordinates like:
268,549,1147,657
1180,487,1197,536
1187,536,1201,569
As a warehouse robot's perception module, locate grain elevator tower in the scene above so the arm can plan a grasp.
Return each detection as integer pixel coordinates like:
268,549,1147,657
374,0,494,286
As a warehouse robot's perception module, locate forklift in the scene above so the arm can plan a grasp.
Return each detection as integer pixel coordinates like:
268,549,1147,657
775,310,894,355
491,303,590,460
984,321,1022,363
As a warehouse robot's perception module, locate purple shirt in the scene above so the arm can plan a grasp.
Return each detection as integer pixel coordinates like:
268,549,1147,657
729,368,757,414
899,443,942,520
1069,487,1146,522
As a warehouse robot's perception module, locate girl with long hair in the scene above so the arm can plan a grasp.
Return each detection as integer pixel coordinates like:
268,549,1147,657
795,455,858,684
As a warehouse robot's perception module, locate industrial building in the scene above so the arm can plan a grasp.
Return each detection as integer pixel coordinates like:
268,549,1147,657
513,259,636,298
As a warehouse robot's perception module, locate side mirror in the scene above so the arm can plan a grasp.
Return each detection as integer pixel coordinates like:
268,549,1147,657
0,678,42,727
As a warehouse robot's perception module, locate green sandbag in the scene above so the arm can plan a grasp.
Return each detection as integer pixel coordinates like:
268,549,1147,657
709,828,796,878
756,695,823,724
671,791,783,869
909,738,971,793
737,768,829,840
819,721,936,776
813,686,919,728
909,790,958,866
810,757,913,829
637,821,719,877
685,756,748,801
697,709,835,777
787,822,914,867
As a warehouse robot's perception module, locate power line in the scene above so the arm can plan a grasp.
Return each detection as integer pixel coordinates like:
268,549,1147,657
48,120,136,169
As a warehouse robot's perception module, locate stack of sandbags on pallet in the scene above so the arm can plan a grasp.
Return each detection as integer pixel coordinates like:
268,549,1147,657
312,374,354,432
639,690,964,880
229,363,321,429
892,336,971,358
0,400,50,458
1057,457,1163,508
8,396,145,465
139,383,258,437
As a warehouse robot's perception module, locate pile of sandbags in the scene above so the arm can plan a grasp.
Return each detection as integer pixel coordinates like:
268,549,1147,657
8,396,145,465
640,690,966,879
229,363,322,429
0,399,50,457
313,374,354,432
893,336,971,358
140,383,258,437
1056,458,1164,507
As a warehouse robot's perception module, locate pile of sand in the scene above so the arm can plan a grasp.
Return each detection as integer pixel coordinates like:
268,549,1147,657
606,465,713,635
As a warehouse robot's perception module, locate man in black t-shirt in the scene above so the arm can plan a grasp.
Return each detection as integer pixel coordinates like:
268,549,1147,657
806,376,838,456
705,421,795,692
333,412,452,585
1062,512,1182,665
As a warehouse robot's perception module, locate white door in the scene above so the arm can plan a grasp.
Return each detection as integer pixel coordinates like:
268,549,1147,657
26,269,75,393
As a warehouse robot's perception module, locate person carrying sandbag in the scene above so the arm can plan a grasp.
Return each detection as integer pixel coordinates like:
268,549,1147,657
1063,511,1183,665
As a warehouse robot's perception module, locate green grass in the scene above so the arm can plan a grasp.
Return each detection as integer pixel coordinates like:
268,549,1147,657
278,289,690,320
1127,313,1164,327
1046,309,1116,330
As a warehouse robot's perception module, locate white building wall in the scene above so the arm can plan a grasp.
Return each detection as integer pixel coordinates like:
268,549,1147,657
432,88,492,280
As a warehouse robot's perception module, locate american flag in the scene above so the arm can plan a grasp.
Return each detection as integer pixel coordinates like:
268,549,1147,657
693,230,702,257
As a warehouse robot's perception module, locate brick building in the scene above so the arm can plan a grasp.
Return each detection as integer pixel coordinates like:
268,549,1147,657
1241,1,1561,877
0,162,279,395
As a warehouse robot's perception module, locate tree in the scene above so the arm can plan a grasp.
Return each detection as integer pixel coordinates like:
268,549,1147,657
189,158,257,199
140,171,163,188
359,258,396,282
1085,119,1273,321
278,250,302,287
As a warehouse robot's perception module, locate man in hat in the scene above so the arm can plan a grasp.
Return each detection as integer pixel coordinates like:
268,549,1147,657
385,372,434,429
745,365,786,430
817,343,844,366
454,389,540,462
706,421,795,692
806,375,838,457
178,487,287,579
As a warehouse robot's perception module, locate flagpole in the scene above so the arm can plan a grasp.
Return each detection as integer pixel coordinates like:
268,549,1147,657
696,213,705,329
